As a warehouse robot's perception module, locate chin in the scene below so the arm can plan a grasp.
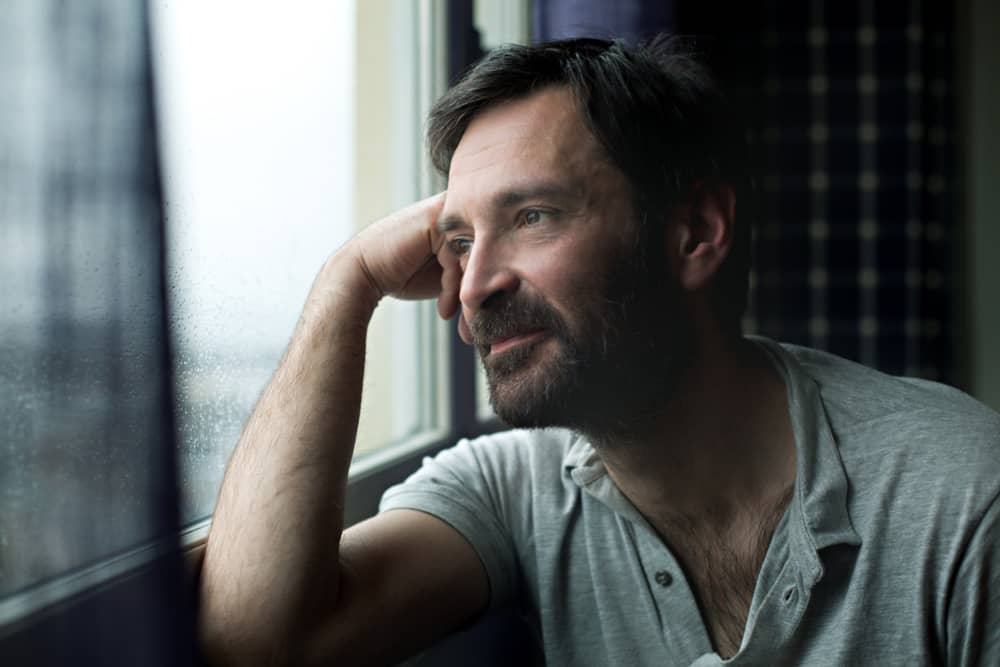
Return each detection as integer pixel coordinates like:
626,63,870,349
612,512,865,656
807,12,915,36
483,349,577,428
489,394,570,430
485,342,683,438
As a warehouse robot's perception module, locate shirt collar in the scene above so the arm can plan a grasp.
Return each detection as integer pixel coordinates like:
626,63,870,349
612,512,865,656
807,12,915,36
753,336,862,555
562,433,602,485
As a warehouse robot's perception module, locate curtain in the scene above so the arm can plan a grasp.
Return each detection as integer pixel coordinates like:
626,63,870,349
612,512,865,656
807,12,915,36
0,1,188,663
533,0,675,43
745,0,955,382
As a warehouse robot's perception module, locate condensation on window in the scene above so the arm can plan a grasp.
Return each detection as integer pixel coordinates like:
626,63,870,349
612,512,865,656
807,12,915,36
153,0,429,525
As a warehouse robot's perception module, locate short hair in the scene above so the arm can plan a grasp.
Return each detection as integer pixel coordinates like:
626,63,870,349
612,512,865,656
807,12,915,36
427,35,754,332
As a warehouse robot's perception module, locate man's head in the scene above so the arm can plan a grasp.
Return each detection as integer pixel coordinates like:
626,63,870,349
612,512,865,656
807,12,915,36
429,36,753,437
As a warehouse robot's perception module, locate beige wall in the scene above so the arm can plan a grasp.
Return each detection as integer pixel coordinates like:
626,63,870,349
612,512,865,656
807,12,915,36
353,0,421,454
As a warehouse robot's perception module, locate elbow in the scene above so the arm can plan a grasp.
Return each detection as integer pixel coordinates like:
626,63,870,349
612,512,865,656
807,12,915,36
198,590,344,667
198,604,269,667
195,547,351,665
197,578,290,666
199,615,310,667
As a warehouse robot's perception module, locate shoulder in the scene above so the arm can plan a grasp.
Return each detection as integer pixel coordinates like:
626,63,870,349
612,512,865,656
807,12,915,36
425,427,579,484
781,342,1000,462
782,342,998,428
777,342,1000,533
382,427,581,520
458,426,580,465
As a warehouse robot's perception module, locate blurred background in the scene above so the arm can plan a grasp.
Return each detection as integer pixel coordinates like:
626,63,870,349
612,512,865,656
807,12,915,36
1,0,996,664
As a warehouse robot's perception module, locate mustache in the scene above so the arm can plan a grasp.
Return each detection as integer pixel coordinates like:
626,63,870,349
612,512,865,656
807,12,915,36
467,293,567,346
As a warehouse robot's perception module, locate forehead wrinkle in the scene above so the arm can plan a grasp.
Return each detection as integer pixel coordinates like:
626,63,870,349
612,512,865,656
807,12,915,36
491,179,582,208
451,88,594,177
443,86,629,230
447,136,601,215
451,131,532,178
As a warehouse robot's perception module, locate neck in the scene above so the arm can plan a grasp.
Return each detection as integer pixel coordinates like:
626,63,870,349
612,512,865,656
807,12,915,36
588,331,797,529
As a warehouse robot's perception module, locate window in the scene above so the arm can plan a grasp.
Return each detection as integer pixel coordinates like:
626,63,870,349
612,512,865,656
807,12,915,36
0,0,453,636
153,0,449,526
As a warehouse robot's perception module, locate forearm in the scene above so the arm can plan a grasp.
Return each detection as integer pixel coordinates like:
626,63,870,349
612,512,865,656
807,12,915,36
199,249,379,662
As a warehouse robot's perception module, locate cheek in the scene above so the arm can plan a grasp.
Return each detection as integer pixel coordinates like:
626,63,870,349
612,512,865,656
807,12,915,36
522,242,614,327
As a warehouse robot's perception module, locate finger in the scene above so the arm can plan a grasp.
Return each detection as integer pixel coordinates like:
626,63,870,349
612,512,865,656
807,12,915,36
423,191,449,253
437,261,462,319
423,189,447,232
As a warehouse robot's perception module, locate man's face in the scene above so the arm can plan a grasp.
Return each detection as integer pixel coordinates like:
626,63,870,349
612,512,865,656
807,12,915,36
438,86,687,433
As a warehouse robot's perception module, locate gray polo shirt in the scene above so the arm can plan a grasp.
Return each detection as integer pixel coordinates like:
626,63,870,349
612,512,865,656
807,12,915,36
380,338,1000,665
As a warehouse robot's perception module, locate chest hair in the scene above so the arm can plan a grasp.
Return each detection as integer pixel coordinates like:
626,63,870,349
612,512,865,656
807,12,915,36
653,486,793,659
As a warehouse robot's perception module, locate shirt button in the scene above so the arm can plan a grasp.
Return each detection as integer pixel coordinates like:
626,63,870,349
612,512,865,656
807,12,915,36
654,570,673,587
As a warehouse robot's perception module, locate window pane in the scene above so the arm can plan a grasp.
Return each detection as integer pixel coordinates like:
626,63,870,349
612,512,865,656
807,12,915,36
153,1,434,525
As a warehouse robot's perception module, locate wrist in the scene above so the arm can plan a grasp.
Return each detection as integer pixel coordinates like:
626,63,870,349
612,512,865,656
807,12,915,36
306,248,383,325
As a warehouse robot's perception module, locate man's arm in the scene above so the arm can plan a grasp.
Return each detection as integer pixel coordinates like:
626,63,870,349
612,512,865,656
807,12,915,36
198,194,489,666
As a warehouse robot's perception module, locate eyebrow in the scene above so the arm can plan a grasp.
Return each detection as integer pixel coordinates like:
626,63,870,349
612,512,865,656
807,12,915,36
437,181,578,235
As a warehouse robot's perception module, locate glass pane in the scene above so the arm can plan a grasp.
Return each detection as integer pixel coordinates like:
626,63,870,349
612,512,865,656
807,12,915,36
152,1,432,525
0,1,175,600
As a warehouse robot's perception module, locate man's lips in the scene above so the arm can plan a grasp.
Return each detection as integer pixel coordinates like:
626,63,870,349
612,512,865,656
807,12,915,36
488,330,547,355
457,314,549,355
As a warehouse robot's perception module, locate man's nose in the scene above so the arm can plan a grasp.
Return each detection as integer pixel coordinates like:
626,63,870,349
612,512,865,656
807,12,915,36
458,239,520,312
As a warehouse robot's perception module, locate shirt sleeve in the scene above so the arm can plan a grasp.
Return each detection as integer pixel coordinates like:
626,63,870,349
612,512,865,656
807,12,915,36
946,491,1000,666
378,438,521,612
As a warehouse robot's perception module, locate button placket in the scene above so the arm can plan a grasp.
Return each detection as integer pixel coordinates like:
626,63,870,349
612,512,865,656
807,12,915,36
780,567,814,631
633,528,715,659
736,549,805,661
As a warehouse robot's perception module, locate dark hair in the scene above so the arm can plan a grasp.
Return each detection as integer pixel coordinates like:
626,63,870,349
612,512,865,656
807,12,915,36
427,35,754,332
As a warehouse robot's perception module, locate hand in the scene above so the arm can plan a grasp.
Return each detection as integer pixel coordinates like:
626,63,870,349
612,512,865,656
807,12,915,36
345,192,462,320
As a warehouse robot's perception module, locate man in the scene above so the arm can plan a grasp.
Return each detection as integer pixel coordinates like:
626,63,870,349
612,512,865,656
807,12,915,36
199,37,1000,666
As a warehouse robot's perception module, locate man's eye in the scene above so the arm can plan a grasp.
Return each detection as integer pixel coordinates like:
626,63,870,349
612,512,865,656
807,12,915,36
522,209,549,226
448,237,472,256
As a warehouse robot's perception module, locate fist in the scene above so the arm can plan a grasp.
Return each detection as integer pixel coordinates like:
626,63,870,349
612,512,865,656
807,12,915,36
346,192,462,320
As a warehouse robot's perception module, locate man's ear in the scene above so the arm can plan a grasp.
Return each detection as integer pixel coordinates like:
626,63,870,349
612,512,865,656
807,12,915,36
667,182,736,293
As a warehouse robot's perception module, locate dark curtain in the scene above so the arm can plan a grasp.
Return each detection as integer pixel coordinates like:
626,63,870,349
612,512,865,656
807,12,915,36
535,0,956,383
733,1,954,382
534,0,676,43
0,1,189,664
